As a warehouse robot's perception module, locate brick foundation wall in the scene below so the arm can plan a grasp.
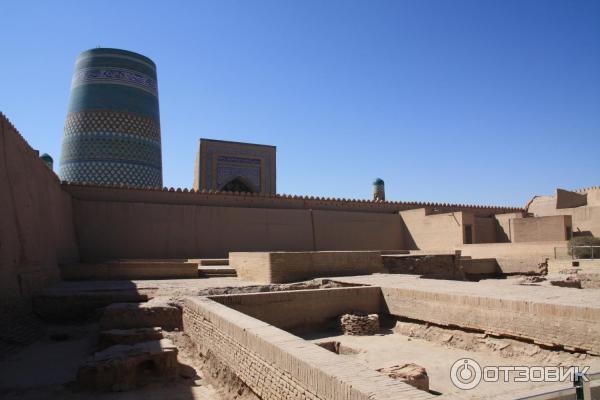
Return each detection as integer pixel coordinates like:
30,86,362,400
183,296,434,400
381,286,600,355
230,251,385,284
210,286,381,332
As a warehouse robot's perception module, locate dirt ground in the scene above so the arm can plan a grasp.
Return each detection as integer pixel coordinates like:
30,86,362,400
306,328,600,399
3,274,599,399
0,323,227,400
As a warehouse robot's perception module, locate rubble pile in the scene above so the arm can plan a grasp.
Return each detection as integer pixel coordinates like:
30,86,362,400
340,312,379,335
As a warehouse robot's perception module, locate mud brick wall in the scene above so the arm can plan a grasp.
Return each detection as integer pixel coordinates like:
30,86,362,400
383,254,461,279
183,296,434,400
230,251,385,284
70,199,404,260
0,113,79,317
60,261,198,280
381,286,600,355
210,286,382,332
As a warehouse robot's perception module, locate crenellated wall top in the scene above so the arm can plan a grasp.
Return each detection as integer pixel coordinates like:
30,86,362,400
61,180,522,215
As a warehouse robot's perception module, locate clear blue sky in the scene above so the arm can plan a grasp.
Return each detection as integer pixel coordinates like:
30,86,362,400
1,1,598,207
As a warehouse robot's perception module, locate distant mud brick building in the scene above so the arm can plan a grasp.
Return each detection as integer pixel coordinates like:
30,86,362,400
526,187,600,238
193,138,276,194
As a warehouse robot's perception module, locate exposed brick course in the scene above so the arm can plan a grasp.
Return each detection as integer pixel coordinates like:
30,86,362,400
183,296,434,400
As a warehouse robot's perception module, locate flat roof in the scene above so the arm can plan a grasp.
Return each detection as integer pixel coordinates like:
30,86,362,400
200,138,276,149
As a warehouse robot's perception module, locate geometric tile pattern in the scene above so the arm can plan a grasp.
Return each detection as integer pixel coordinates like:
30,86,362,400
64,111,161,142
59,48,162,188
60,132,162,167
60,161,161,188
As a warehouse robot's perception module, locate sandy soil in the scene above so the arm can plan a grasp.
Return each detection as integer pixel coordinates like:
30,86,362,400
0,324,222,400
307,329,600,399
333,274,600,306
8,274,600,399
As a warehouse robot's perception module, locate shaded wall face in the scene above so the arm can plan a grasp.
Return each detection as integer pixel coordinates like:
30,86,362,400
72,200,404,260
512,215,571,243
0,116,79,314
556,189,587,209
474,217,496,243
529,194,600,238
399,208,465,250
494,212,524,242
210,287,382,332
312,210,404,251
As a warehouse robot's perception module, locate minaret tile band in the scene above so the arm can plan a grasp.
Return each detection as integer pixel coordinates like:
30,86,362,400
59,48,162,188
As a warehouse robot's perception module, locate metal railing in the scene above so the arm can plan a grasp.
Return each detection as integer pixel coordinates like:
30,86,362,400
575,371,600,400
554,246,600,260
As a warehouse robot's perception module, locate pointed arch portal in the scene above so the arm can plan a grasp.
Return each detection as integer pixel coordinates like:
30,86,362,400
221,177,254,193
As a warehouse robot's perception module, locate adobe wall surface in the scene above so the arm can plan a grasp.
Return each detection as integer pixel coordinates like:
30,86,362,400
460,258,500,275
312,210,405,250
334,275,600,355
0,113,79,315
63,182,521,216
410,241,563,274
73,200,314,260
382,254,463,279
182,296,434,400
494,212,524,242
583,187,600,205
384,254,500,279
230,251,385,283
512,215,572,242
209,286,382,331
527,188,600,237
456,241,564,274
401,208,511,248
380,284,600,355
474,217,496,243
72,200,403,260
60,261,198,280
556,188,588,209
400,208,465,250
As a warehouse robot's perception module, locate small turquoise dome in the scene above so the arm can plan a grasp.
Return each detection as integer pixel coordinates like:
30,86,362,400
40,153,53,169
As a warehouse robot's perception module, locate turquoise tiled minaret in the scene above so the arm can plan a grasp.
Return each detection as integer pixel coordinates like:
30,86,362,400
59,48,162,188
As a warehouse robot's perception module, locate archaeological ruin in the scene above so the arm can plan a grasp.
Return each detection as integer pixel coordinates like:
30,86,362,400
1,47,599,400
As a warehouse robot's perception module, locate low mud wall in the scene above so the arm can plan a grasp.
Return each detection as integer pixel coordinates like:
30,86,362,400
209,286,381,332
456,242,563,274
383,254,463,279
182,296,434,400
60,261,198,280
230,251,385,283
381,286,600,355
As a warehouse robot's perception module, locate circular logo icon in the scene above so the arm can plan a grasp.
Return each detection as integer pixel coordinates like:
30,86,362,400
450,358,482,390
